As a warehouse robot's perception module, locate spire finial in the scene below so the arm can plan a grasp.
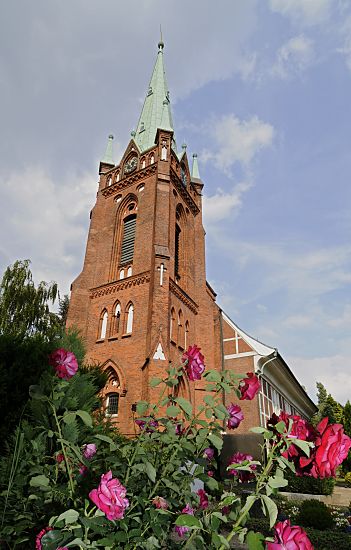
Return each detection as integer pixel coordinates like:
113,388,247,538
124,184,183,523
158,25,164,50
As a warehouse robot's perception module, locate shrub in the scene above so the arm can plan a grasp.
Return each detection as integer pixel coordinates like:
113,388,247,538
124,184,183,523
297,499,334,530
285,467,335,495
345,472,351,486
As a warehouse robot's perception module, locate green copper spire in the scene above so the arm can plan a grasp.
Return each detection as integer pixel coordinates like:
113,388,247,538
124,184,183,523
135,41,175,152
191,153,201,179
101,134,114,165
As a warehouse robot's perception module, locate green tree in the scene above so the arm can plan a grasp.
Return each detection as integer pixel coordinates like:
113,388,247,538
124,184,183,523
58,294,70,327
0,259,59,339
343,400,351,437
312,382,343,425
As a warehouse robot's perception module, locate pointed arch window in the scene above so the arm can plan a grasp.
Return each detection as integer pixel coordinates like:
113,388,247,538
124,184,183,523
112,302,121,335
127,266,132,277
126,303,134,334
175,224,181,277
177,310,184,349
170,307,176,343
120,214,136,265
185,320,189,350
99,310,108,340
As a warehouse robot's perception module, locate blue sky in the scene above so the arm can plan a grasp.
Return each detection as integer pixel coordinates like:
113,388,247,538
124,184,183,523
0,0,350,404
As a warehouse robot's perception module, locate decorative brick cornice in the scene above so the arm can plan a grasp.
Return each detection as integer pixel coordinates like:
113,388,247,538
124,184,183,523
101,165,157,198
170,169,200,216
90,271,150,298
169,279,198,314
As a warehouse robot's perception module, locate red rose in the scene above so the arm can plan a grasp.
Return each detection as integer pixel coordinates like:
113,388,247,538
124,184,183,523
226,403,244,429
266,520,313,549
197,489,209,509
182,345,205,381
309,418,351,478
239,372,261,400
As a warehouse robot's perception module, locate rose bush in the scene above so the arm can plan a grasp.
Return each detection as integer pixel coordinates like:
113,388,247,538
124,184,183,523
1,344,351,550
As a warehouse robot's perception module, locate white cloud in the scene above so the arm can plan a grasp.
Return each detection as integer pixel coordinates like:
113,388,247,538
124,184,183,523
203,182,252,223
203,114,274,173
269,0,332,26
338,16,351,72
0,166,96,295
328,304,351,327
271,35,314,79
286,353,351,405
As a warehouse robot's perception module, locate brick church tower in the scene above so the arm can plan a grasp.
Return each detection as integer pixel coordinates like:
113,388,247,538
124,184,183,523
67,40,222,436
67,40,316,443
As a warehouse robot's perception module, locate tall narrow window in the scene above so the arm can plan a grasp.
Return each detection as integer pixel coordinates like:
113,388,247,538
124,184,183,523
106,393,119,416
177,310,184,349
175,224,181,277
185,321,189,350
127,266,132,277
120,214,136,265
100,310,108,340
170,307,176,343
126,303,134,334
113,303,121,335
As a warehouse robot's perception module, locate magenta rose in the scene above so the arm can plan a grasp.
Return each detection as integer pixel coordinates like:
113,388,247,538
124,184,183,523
266,520,313,549
197,489,209,509
83,443,97,460
228,452,256,482
152,496,169,509
226,403,244,429
308,418,351,478
207,470,214,477
175,503,194,538
89,470,129,520
239,372,261,400
135,417,159,432
49,348,78,380
203,447,215,460
182,345,205,381
35,527,53,550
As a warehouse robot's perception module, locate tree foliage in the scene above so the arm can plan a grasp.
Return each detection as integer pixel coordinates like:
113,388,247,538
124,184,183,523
0,259,59,339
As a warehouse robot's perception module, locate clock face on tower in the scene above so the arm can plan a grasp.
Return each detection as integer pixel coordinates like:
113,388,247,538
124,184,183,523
124,156,138,175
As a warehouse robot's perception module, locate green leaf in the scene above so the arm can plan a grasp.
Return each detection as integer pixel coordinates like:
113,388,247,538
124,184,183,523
29,385,47,401
175,397,193,417
30,474,50,488
204,370,222,382
214,406,226,420
275,421,287,434
208,433,223,450
205,476,219,491
145,461,156,483
290,438,312,456
166,405,181,417
175,514,201,529
56,509,79,525
261,495,278,528
63,412,76,424
246,531,265,550
94,434,114,444
76,409,93,427
204,394,216,407
150,377,163,387
136,401,149,415
268,476,288,489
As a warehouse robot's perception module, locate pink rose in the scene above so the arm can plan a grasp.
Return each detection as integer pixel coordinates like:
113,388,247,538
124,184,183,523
89,470,129,520
197,489,209,509
56,453,64,464
35,527,53,549
207,470,214,477
226,403,244,429
79,464,88,476
239,372,261,400
175,503,194,538
266,520,313,549
49,348,78,380
203,447,215,460
182,345,205,381
152,496,168,509
309,418,351,478
83,443,97,460
228,452,256,482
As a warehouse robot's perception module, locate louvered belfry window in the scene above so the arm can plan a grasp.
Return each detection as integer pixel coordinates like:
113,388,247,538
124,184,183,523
120,214,136,265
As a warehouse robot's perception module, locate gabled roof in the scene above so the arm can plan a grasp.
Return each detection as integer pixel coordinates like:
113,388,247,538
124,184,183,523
134,41,176,153
222,311,276,357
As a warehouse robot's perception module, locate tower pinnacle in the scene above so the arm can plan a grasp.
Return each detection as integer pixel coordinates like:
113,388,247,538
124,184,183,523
101,134,114,165
191,153,201,180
